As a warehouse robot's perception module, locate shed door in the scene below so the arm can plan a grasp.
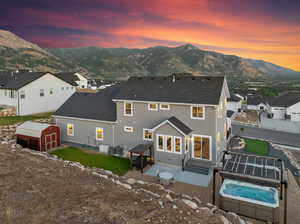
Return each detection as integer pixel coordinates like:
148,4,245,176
45,133,57,150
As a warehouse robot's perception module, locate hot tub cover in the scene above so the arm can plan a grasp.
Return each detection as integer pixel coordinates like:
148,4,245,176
16,121,51,138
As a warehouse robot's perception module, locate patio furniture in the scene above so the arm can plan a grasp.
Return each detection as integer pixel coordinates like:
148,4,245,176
129,143,153,173
159,171,175,185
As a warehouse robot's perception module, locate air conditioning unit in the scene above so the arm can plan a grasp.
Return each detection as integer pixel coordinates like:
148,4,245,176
99,145,109,154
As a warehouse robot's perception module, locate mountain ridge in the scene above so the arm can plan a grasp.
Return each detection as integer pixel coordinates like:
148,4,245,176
0,29,299,80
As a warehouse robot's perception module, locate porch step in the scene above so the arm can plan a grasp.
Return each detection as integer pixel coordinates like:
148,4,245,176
185,160,210,175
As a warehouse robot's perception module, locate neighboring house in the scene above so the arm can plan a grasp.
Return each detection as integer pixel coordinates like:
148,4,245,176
227,94,243,112
53,75,229,173
267,92,300,121
246,95,268,111
54,72,89,89
0,71,76,115
226,110,236,139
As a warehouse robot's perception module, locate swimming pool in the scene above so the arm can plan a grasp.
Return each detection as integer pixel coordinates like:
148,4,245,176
219,179,279,223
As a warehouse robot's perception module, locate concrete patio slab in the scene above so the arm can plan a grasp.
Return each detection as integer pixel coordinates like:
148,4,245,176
145,163,212,187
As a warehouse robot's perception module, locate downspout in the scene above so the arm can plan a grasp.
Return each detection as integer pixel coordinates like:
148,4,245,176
17,90,20,116
112,124,115,147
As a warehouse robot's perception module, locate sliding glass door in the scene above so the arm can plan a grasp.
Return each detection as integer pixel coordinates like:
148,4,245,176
192,135,211,160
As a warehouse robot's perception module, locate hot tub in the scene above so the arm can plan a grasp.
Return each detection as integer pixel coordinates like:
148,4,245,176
219,179,279,223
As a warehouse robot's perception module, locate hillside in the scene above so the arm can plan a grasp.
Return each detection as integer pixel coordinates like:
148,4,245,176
0,30,81,72
47,45,300,79
0,29,299,80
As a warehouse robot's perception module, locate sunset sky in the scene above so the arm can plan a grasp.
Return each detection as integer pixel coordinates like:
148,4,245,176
1,0,299,71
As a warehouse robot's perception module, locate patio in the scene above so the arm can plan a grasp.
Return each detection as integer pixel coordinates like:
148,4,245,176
145,163,213,187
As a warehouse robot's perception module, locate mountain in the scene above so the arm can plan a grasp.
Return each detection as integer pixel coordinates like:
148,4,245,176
0,30,82,72
0,29,299,80
47,44,300,80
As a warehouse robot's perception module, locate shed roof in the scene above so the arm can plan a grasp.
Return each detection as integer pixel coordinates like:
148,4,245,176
16,121,51,138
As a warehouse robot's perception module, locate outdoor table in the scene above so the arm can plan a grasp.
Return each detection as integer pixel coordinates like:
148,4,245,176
159,172,175,185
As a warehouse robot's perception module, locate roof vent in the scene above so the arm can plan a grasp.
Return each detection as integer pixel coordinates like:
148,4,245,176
163,77,167,80
192,77,195,80
150,77,155,80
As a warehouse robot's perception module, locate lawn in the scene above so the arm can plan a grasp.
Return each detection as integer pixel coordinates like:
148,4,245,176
50,147,131,176
243,138,269,156
0,112,53,126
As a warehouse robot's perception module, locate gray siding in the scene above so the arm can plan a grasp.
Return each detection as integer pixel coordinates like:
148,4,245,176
55,117,115,147
153,122,185,166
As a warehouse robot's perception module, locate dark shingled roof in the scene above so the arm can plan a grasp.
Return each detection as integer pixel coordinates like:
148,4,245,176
0,71,47,90
54,86,119,122
167,116,193,135
113,75,225,105
228,94,242,102
0,71,78,90
268,92,300,107
53,72,80,86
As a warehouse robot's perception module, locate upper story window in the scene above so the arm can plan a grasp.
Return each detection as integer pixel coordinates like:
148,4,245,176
66,87,69,90
20,90,25,99
160,104,170,110
143,128,153,140
148,103,158,111
50,88,53,95
67,123,74,136
124,102,133,116
124,126,133,132
61,87,64,91
8,90,16,99
96,127,103,140
40,89,45,97
191,106,204,119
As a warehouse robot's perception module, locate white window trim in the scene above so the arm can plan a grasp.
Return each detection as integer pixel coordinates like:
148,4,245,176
173,136,182,154
190,106,205,120
95,127,104,141
143,128,153,141
191,134,212,161
148,103,158,111
160,104,170,110
124,126,133,132
67,123,74,136
156,134,182,154
124,101,133,116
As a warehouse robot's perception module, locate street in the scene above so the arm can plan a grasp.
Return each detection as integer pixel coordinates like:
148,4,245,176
232,124,300,147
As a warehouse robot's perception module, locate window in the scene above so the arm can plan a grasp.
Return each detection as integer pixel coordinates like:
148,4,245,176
40,89,44,97
67,124,74,136
193,135,211,160
9,90,16,99
160,104,170,110
158,135,164,151
50,88,53,95
166,136,172,152
143,128,153,140
4,90,7,97
191,106,204,119
124,126,133,132
61,87,64,91
20,90,25,99
96,128,103,140
66,87,69,90
174,137,182,153
156,135,181,154
216,132,221,142
124,102,133,116
148,103,158,111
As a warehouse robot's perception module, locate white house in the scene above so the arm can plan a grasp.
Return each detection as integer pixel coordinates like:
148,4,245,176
54,72,89,89
0,71,76,115
246,95,268,111
267,92,300,121
227,94,243,112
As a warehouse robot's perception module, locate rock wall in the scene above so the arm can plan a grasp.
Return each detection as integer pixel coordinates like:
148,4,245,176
0,105,17,116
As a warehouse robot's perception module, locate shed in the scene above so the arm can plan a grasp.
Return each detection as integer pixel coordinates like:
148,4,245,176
16,121,60,151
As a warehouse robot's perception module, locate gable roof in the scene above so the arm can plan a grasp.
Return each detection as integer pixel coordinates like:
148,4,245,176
54,86,119,122
228,94,242,102
0,71,77,90
53,72,80,86
268,92,300,107
151,116,193,135
113,75,225,105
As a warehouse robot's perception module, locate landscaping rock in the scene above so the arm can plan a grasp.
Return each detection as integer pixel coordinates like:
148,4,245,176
182,199,198,209
126,178,136,185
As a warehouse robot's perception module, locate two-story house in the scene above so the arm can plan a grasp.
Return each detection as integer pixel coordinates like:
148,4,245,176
54,72,89,89
0,71,76,115
53,74,229,172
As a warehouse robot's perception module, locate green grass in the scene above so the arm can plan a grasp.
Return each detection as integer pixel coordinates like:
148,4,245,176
0,112,53,126
243,138,269,156
50,147,131,176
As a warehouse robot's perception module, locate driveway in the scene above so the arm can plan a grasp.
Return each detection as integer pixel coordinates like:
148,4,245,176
232,124,300,147
259,112,300,134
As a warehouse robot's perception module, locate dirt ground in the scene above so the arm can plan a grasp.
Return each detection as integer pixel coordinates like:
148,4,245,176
234,110,258,124
0,144,228,224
